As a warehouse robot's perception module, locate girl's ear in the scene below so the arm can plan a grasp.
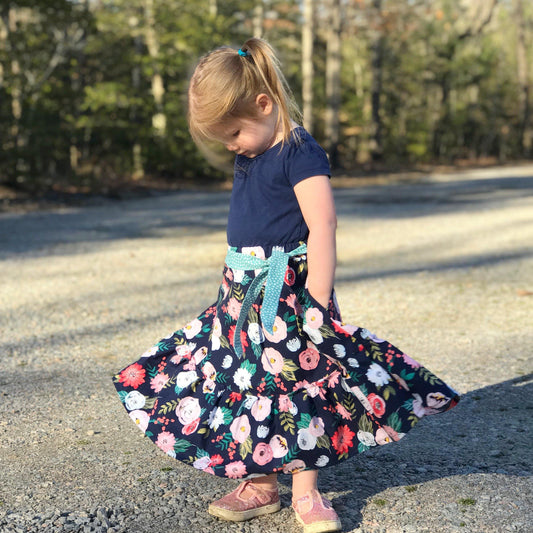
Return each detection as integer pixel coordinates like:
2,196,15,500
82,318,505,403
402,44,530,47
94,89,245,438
255,93,274,116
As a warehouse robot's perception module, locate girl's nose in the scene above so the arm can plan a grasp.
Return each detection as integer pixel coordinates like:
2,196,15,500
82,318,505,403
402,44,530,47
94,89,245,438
226,143,237,152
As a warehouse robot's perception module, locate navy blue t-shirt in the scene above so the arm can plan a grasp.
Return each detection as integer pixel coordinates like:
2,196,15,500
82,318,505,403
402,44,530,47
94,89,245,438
227,127,330,250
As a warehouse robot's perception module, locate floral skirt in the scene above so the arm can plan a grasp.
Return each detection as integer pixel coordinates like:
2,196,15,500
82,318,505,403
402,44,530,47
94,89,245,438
113,246,459,479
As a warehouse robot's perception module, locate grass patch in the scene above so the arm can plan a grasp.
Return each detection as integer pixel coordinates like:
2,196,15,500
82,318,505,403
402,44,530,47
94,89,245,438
161,467,173,472
458,498,476,506
405,485,418,493
373,498,387,507
76,439,91,446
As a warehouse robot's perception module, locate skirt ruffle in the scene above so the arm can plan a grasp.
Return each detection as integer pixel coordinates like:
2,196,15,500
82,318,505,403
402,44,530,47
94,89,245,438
113,247,459,478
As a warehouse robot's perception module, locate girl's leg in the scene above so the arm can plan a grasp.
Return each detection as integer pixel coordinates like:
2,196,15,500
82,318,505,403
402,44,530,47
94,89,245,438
292,469,318,500
292,470,341,532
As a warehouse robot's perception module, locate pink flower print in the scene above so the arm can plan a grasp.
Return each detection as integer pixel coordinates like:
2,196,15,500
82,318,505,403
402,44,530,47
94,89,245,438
251,396,272,422
375,425,402,445
227,297,242,321
252,443,273,466
155,431,176,453
305,308,323,329
278,395,294,413
426,392,450,409
332,320,357,335
285,293,303,315
182,417,200,435
282,459,306,474
402,353,421,369
261,347,284,374
212,316,222,337
171,344,192,364
367,393,386,417
202,379,215,394
202,361,216,381
176,396,201,425
327,370,341,388
129,410,149,432
225,268,234,281
225,460,247,479
263,316,288,343
193,347,208,364
230,415,251,444
222,280,230,299
183,318,202,339
150,372,169,393
350,385,373,412
335,402,352,420
193,456,212,470
299,345,320,370
269,434,289,458
306,381,326,399
308,416,325,437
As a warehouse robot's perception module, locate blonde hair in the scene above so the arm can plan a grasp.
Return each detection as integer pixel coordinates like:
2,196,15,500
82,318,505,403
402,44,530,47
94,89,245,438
188,37,302,162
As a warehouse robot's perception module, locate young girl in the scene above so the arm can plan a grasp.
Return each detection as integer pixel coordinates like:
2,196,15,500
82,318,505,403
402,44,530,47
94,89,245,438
114,38,459,533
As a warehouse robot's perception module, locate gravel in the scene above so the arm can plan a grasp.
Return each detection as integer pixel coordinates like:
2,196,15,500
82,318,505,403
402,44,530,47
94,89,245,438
1,165,532,532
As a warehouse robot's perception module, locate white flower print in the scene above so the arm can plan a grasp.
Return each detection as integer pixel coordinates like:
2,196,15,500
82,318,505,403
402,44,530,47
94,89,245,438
360,328,385,343
350,385,373,412
366,363,391,387
221,354,233,369
347,358,359,368
183,318,202,339
297,428,317,450
289,403,299,416
129,410,149,432
333,344,346,358
233,367,252,391
357,430,377,447
315,455,330,468
233,269,245,283
175,370,198,389
286,337,301,352
241,246,266,260
243,395,258,410
247,323,265,345
208,407,224,431
257,425,269,438
124,390,146,411
303,323,323,344
140,345,158,358
176,396,201,425
193,456,211,470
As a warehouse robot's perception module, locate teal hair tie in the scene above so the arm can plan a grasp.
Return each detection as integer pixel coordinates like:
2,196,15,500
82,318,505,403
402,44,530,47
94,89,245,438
238,48,249,57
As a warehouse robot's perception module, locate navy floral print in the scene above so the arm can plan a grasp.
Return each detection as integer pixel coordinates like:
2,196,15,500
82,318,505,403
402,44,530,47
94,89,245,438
113,246,459,479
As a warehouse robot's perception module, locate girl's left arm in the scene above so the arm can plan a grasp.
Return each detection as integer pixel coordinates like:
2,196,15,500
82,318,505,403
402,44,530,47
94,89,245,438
294,175,337,309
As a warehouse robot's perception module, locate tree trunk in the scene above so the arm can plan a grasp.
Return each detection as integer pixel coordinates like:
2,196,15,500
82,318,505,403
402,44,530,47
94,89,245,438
253,1,263,38
324,0,342,167
369,0,384,162
514,0,531,156
302,0,314,133
143,0,166,138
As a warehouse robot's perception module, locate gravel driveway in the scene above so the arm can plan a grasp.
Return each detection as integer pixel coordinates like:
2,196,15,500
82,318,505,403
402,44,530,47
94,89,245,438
0,165,532,532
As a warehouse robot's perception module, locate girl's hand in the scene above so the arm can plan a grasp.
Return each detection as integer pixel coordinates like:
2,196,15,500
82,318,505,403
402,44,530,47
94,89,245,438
294,175,337,309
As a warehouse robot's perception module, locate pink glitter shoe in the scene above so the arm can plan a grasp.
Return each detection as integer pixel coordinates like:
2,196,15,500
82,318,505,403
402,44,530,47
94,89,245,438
208,480,281,522
292,490,342,533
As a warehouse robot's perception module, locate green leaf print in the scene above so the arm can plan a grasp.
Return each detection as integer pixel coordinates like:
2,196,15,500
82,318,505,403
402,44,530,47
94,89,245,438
342,395,356,417
382,385,397,400
408,414,420,427
418,367,443,385
402,399,414,411
219,335,230,349
239,436,253,460
144,397,157,409
231,285,244,302
358,442,370,453
358,415,373,433
174,439,193,453
117,390,128,403
241,360,257,376
158,400,178,415
263,373,277,395
222,407,233,425
146,364,158,379
400,369,415,382
284,443,300,463
281,359,299,382
297,413,312,430
386,411,402,432
316,435,331,450
369,343,385,363
280,412,296,435
318,325,337,339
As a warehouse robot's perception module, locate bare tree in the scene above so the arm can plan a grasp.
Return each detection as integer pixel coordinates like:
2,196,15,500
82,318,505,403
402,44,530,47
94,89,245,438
301,0,314,133
324,0,342,167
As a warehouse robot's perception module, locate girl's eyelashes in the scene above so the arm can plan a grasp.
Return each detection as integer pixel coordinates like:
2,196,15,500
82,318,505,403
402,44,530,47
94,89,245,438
232,130,240,137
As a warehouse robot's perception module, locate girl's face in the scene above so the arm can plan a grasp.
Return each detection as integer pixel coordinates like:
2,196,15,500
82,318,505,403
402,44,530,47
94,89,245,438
213,94,282,159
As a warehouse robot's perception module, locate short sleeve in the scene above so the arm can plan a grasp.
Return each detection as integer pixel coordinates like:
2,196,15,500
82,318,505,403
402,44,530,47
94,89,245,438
285,136,331,188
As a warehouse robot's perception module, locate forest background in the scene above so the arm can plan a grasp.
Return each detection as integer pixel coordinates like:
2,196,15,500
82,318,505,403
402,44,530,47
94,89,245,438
1,0,532,196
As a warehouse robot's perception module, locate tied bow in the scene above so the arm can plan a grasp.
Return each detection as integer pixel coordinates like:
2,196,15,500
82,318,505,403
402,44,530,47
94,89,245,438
224,244,307,358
